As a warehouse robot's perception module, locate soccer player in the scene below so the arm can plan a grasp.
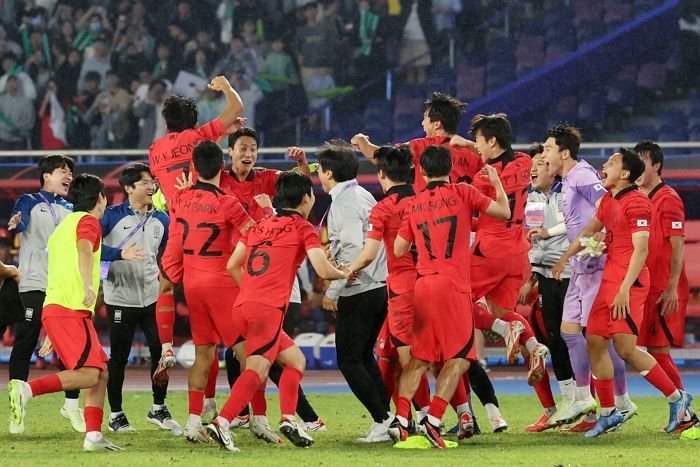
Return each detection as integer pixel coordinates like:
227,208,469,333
556,148,692,436
99,163,181,433
6,155,84,433
546,125,635,430
8,174,123,452
635,141,697,430
164,141,258,443
149,75,243,381
351,92,483,190
389,145,511,448
206,171,349,452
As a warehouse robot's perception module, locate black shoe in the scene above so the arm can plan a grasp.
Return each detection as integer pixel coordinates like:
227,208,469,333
109,413,135,432
279,418,314,447
388,417,408,443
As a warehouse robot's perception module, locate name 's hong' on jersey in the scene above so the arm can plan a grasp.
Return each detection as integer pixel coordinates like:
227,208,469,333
236,212,321,309
170,182,252,288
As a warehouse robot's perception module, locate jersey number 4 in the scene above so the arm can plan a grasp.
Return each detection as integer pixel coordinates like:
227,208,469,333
417,215,457,260
176,218,222,256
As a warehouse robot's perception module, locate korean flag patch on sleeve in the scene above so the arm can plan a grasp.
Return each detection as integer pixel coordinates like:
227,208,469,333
637,219,648,227
672,221,683,230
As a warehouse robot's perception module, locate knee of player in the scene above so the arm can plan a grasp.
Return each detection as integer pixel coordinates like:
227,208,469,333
289,352,306,373
612,339,634,361
79,367,102,387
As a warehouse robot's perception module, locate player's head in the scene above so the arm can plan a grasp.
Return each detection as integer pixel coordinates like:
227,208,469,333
528,142,544,158
274,171,315,218
317,142,360,193
69,174,107,218
228,127,260,175
422,92,467,137
530,153,555,192
38,154,75,197
634,140,664,189
601,148,645,190
373,145,412,192
420,145,452,180
469,113,512,161
193,141,224,181
162,95,198,132
543,124,582,177
119,163,157,205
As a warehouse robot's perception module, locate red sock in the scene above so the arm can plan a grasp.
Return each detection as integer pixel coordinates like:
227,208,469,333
378,358,397,402
84,406,103,433
643,363,678,397
525,356,555,409
593,378,615,410
28,374,63,396
396,396,411,421
279,367,303,417
205,359,219,398
650,352,683,390
219,370,261,422
413,373,431,409
428,396,449,421
250,387,267,416
156,294,175,344
501,312,535,344
450,378,469,409
188,390,204,415
472,302,496,330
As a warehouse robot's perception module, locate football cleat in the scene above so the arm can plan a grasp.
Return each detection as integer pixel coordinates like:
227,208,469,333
8,380,29,433
147,406,182,434
206,420,240,452
250,416,284,444
230,414,250,429
279,418,314,447
527,343,550,386
505,321,525,364
108,413,135,432
184,422,211,443
526,412,560,432
355,421,391,443
303,418,327,432
489,415,508,433
457,411,475,439
609,401,639,432
419,417,446,449
152,348,176,387
83,436,124,452
667,391,693,433
387,417,409,444
553,397,597,425
60,406,86,433
584,410,623,438
561,414,597,433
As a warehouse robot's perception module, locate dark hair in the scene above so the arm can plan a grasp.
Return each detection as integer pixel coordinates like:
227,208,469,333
317,142,359,182
274,171,314,209
193,141,224,179
633,140,664,176
69,174,104,212
149,79,167,91
420,145,452,178
469,113,512,149
548,124,583,160
38,154,76,187
619,147,645,184
162,95,198,132
373,145,413,183
424,92,467,135
84,70,101,83
228,127,260,148
119,163,152,189
528,142,544,158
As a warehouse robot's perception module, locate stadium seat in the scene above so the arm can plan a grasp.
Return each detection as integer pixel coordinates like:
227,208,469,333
576,20,607,45
427,66,457,95
456,65,485,101
633,0,664,16
607,78,637,108
578,89,608,127
637,62,667,91
603,2,633,31
625,124,658,142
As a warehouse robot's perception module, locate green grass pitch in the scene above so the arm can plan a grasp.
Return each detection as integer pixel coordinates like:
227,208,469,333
0,391,691,466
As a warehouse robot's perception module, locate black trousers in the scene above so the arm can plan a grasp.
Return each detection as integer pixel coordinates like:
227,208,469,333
534,274,574,382
106,303,166,412
469,360,499,408
336,286,389,423
9,291,79,399
224,302,319,422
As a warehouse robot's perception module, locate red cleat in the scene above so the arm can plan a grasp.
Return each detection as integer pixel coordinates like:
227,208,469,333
526,413,560,432
561,417,597,433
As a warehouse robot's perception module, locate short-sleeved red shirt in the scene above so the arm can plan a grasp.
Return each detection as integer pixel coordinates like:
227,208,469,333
170,181,252,288
471,150,531,258
220,167,281,222
406,136,484,192
235,211,322,309
399,181,491,292
646,182,689,294
77,215,101,252
367,184,417,294
149,119,226,205
595,185,652,284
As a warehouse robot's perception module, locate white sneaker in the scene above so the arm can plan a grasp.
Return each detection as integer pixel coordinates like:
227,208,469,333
553,396,597,424
280,417,314,447
230,414,250,429
355,421,391,443
303,418,327,432
206,420,240,452
7,380,29,434
184,422,211,443
489,415,508,433
60,407,86,433
147,406,182,435
83,435,124,452
250,416,284,444
9,419,25,434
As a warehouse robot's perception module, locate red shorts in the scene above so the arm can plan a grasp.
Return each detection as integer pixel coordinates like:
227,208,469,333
638,289,687,348
42,305,108,370
387,287,414,348
375,319,398,359
411,274,475,363
587,280,648,339
470,252,530,311
231,301,295,363
185,286,239,347
159,234,183,285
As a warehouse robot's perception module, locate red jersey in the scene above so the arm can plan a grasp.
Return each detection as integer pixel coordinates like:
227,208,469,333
149,119,226,205
170,181,252,288
398,181,491,292
220,167,281,222
595,185,652,284
646,182,689,295
367,184,417,294
406,136,484,192
77,215,101,252
235,211,322,309
471,150,531,258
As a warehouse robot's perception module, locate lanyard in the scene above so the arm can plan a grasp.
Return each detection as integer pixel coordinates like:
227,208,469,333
316,180,358,232
116,210,152,249
36,192,60,227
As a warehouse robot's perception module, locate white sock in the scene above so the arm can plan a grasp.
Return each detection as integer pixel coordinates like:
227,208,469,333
575,385,592,401
110,411,124,420
484,403,501,419
396,415,409,427
152,404,166,412
254,415,269,426
455,403,471,415
21,380,33,399
216,415,230,430
525,337,538,354
614,393,632,410
162,342,173,353
491,319,509,337
85,431,103,442
204,397,217,409
600,407,615,416
558,378,576,401
668,390,682,403
188,413,202,427
63,397,79,411
426,414,441,426
420,406,429,420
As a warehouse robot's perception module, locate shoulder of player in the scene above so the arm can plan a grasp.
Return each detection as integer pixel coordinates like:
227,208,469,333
620,189,652,210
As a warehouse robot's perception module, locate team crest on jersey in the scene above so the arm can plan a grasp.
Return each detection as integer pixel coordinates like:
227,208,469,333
672,221,683,229
637,219,648,227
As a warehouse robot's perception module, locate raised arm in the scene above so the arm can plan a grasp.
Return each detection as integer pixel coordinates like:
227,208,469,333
209,76,244,130
351,133,381,164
